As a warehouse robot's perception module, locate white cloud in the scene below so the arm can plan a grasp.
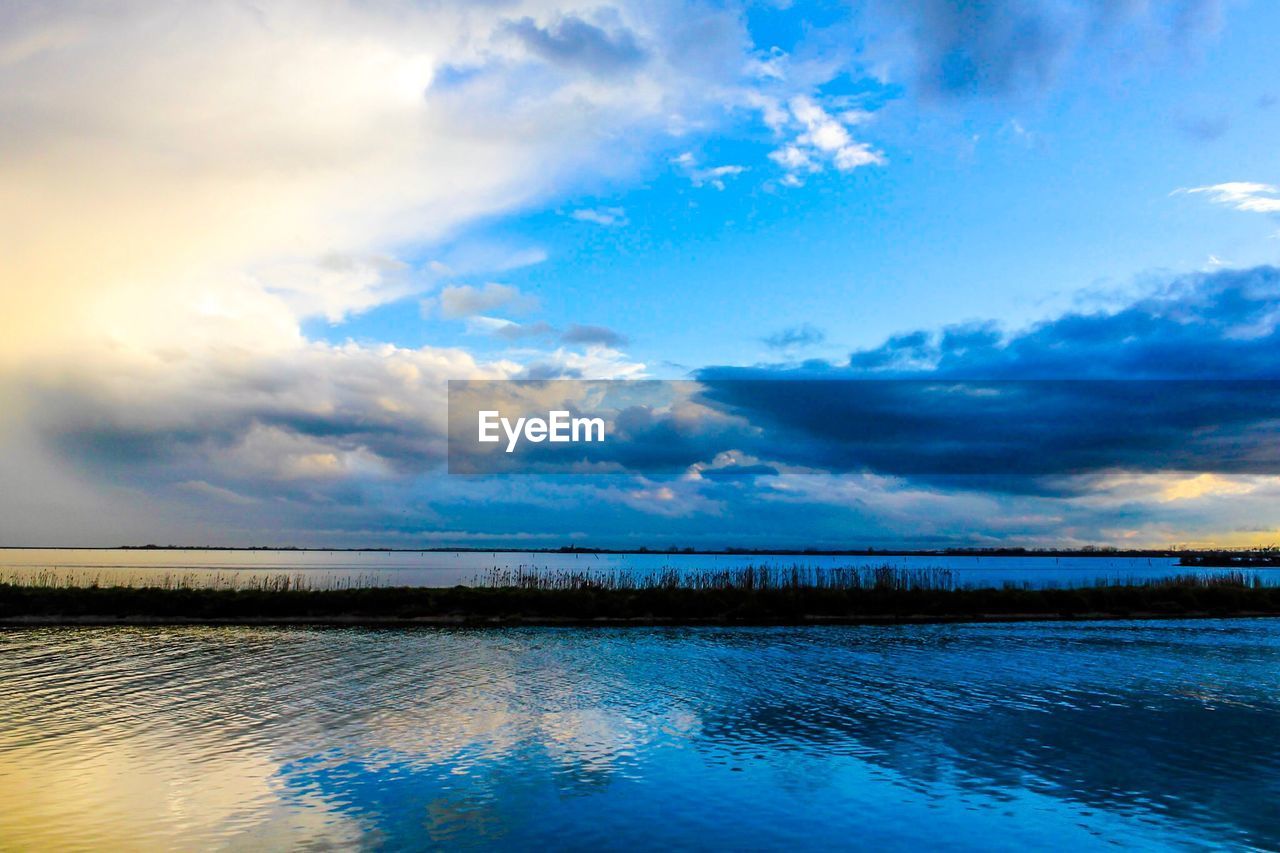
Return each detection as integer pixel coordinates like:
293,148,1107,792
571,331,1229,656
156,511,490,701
748,46,789,81
263,254,416,324
229,424,394,481
0,0,774,374
517,346,647,380
464,317,558,340
428,243,550,278
764,95,884,186
1182,182,1280,213
0,0,885,539
673,152,748,189
768,145,815,172
570,206,628,226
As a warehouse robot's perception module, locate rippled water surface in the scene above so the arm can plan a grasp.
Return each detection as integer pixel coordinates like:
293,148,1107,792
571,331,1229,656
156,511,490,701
3,621,1279,850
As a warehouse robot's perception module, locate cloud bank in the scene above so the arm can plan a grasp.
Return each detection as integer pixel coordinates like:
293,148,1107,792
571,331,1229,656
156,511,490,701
0,0,1269,548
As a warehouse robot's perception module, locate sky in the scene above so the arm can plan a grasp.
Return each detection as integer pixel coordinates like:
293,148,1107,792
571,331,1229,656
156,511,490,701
3,0,1280,548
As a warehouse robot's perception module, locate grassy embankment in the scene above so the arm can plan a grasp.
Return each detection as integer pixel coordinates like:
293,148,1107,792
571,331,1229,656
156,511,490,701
2,565,1279,625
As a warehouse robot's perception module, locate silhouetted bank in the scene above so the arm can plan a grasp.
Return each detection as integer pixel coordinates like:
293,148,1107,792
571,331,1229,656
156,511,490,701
1180,553,1280,568
2,567,1278,625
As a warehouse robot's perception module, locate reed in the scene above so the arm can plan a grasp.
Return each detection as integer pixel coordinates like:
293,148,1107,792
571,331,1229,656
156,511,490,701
1,579,1274,622
1,564,1265,594
3,562,1277,625
0,567,392,592
474,564,960,592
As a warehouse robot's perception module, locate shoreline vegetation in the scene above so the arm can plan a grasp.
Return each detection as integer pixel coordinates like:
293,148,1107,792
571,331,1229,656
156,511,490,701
3,565,1279,626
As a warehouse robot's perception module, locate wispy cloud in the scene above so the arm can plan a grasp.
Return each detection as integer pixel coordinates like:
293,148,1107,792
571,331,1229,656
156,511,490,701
430,283,539,319
177,480,260,506
1181,182,1280,213
763,323,825,349
561,324,629,348
465,317,558,341
1174,113,1230,141
672,152,747,190
570,207,628,226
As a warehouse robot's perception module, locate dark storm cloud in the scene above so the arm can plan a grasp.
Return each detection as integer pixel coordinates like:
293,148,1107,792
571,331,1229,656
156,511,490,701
506,14,647,75
833,267,1280,379
447,267,1280,490
685,266,1280,489
692,378,1280,488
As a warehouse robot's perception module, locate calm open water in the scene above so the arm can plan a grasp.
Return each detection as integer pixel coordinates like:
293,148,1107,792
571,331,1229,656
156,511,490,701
1,620,1278,850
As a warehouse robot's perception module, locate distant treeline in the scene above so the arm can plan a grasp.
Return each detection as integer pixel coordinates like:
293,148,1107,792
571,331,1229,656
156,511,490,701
3,566,1278,625
1180,553,1280,568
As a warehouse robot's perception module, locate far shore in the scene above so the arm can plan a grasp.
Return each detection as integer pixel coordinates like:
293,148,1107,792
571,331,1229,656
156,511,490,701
1,544,1279,567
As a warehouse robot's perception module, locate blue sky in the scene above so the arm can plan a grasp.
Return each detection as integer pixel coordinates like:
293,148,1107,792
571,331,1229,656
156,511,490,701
312,0,1280,370
3,0,1280,548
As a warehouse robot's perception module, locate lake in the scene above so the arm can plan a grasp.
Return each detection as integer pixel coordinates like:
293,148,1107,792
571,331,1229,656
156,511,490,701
0,548,1270,590
1,620,1278,849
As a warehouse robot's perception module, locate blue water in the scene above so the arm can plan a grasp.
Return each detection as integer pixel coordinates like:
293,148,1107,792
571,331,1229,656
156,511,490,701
2,620,1278,849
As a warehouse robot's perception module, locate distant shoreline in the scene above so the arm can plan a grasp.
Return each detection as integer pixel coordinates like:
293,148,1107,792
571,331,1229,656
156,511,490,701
1,545,1277,565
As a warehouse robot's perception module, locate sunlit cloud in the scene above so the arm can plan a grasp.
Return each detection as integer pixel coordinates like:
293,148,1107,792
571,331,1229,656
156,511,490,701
1077,472,1265,506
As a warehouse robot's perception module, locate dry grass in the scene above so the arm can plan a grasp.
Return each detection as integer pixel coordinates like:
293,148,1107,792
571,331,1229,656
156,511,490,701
0,567,390,592
0,563,1267,595
475,564,959,592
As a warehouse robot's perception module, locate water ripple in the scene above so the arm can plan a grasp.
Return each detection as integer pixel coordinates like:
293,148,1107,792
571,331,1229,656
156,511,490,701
2,620,1279,849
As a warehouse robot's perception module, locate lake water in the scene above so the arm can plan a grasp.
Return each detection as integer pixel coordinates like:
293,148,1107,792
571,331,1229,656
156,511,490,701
1,620,1278,849
0,548,1270,589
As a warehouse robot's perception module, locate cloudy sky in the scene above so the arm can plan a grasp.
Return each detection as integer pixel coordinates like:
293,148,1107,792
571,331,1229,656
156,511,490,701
3,0,1280,548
